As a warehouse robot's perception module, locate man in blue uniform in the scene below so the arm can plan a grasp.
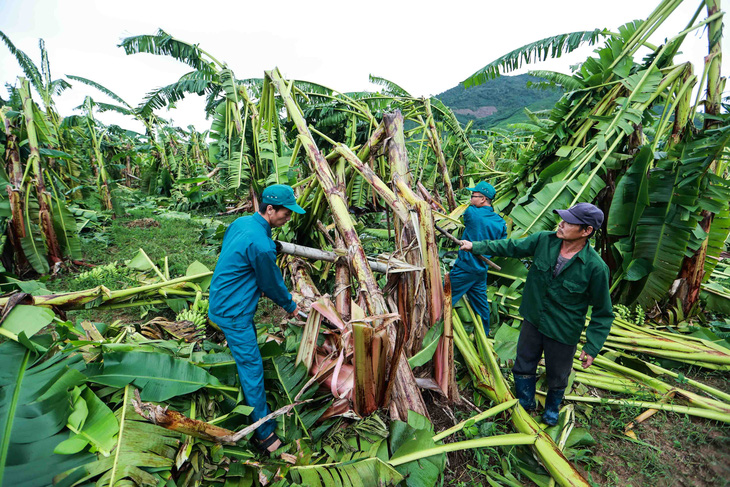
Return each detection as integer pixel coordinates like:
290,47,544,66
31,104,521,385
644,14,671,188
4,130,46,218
450,181,507,336
208,184,305,453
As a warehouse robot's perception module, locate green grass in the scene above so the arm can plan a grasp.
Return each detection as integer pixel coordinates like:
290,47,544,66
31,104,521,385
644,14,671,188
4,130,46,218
51,207,240,290
578,402,730,486
90,210,218,273
47,207,293,327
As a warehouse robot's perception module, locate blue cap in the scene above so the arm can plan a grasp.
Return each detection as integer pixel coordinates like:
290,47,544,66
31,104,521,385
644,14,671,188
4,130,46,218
554,203,603,229
465,181,496,200
262,184,306,214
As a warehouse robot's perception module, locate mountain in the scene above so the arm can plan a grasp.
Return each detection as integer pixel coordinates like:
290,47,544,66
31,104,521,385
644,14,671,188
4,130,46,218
435,74,562,130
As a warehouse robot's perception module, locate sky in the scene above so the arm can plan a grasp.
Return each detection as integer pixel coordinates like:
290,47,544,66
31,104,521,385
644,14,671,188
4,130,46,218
1,0,728,134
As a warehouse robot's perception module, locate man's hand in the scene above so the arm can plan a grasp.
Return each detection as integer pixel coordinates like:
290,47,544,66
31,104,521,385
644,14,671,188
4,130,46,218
459,240,473,251
287,304,300,319
579,351,594,369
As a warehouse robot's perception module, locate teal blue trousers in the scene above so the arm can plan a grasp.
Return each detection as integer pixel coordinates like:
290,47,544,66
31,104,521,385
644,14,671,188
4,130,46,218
450,266,491,335
217,319,276,442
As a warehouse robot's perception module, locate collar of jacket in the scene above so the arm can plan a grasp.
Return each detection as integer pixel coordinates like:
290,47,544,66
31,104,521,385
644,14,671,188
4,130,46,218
253,212,272,238
551,232,591,263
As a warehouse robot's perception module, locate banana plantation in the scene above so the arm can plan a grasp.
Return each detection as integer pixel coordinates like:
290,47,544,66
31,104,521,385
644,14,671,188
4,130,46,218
1,0,730,485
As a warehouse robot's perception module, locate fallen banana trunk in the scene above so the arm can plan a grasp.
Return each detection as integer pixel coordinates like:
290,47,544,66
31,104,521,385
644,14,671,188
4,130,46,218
561,394,730,423
579,316,730,369
572,348,730,414
132,388,313,444
0,271,213,311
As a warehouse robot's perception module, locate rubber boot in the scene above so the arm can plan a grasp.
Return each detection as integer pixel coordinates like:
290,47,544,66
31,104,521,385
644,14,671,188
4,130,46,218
513,375,537,411
542,388,565,426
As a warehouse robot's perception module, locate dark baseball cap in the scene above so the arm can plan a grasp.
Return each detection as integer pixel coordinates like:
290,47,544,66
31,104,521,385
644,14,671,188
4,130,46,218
262,184,306,214
553,202,603,229
465,181,496,200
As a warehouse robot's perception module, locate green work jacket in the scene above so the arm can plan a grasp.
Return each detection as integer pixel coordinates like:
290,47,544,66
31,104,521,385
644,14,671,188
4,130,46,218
472,231,613,357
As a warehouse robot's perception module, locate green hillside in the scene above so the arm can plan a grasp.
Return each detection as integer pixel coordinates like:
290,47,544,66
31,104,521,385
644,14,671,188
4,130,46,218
435,74,562,130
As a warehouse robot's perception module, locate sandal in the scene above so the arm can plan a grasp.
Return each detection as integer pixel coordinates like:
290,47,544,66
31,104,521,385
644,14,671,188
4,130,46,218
256,433,281,454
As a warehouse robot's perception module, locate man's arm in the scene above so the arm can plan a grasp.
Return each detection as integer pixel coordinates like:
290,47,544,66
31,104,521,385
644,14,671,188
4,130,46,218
252,248,297,314
464,231,543,259
582,264,614,361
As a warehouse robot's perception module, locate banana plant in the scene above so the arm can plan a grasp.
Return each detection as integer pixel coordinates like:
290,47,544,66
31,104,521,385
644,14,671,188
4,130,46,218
66,75,170,189
457,0,729,309
77,96,117,212
8,77,82,273
609,121,730,306
118,31,254,194
0,32,76,181
675,0,726,312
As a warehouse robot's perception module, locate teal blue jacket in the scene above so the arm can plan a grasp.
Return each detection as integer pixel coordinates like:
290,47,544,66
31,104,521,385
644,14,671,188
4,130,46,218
454,205,507,274
209,213,296,326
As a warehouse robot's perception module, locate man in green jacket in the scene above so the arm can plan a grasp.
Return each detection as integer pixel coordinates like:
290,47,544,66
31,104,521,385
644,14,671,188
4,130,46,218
459,203,614,425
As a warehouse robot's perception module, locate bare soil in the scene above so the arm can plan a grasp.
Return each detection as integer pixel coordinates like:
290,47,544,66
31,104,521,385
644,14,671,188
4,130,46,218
123,218,160,228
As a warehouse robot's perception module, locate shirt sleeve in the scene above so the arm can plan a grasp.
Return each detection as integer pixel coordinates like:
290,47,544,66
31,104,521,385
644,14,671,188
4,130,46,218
583,263,614,357
251,246,297,313
472,231,542,258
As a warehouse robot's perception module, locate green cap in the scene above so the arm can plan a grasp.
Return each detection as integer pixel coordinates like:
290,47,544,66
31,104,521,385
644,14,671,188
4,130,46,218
262,184,306,214
465,181,496,200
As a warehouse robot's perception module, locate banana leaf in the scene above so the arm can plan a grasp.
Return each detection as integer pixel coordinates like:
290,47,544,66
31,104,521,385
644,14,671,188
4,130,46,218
409,320,443,368
388,412,445,487
289,457,404,486
493,323,521,362
55,386,119,456
0,342,93,487
87,351,223,402
270,352,329,439
51,197,82,260
624,163,700,305
509,175,605,237
20,220,49,275
56,385,180,486
0,304,55,343
607,145,652,237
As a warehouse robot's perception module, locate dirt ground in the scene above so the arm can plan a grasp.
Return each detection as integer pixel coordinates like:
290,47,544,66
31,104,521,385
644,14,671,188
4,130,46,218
123,218,160,228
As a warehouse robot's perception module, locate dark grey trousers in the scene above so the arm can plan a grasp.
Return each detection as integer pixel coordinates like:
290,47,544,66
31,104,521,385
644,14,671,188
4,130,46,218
512,320,576,391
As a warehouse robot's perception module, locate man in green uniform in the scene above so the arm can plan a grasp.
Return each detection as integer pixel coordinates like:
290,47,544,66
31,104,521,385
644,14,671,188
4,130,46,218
450,181,507,335
208,184,305,452
459,203,613,425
